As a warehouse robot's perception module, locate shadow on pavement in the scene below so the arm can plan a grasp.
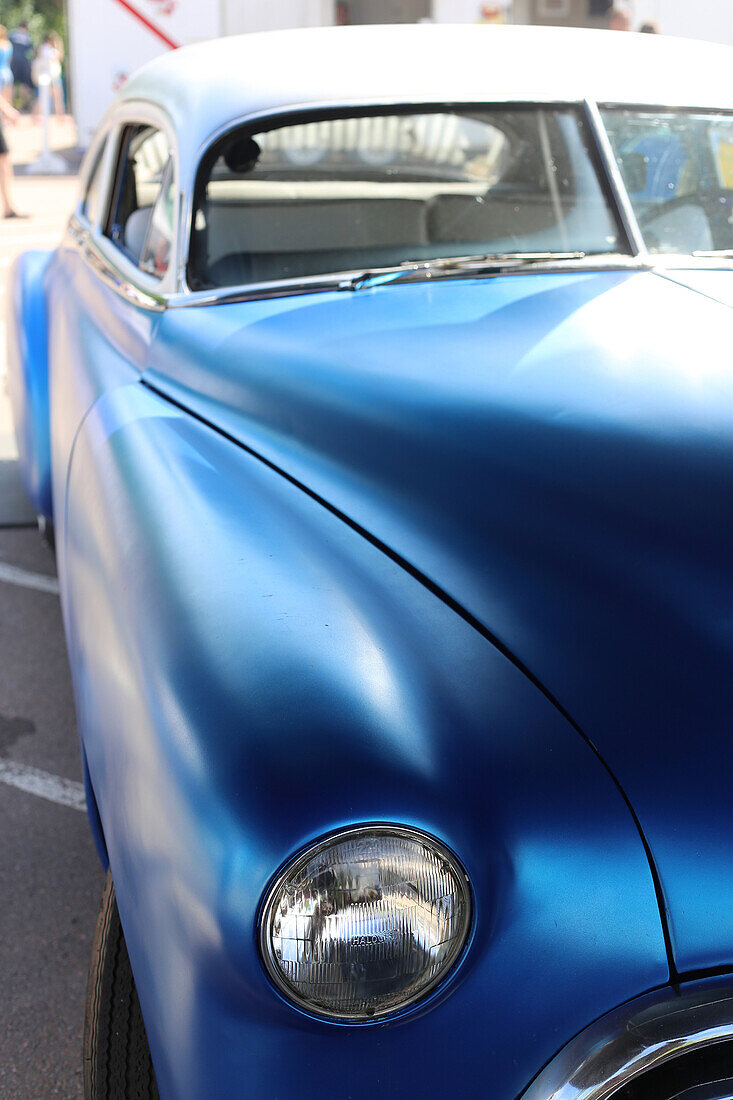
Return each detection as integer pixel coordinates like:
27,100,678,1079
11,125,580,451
14,144,84,177
0,460,36,526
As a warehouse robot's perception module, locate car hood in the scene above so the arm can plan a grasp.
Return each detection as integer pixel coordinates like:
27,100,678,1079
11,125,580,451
660,267,733,309
148,268,733,974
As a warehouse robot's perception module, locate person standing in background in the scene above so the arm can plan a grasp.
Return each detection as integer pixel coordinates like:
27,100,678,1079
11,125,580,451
608,3,631,30
0,26,13,106
335,2,350,25
49,32,65,115
9,21,34,110
0,94,27,217
33,33,64,116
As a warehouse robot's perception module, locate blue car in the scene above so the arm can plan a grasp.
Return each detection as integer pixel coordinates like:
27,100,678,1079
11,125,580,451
7,23,733,1100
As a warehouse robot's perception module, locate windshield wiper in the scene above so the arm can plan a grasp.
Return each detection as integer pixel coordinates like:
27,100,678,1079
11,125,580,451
340,252,587,291
692,249,733,258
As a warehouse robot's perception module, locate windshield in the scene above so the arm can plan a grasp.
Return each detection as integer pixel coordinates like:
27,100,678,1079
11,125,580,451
602,108,733,256
188,107,624,290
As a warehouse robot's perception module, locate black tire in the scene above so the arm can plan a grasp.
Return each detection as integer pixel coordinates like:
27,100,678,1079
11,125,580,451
83,871,160,1100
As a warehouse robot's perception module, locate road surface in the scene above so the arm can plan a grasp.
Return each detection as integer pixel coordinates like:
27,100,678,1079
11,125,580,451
0,166,105,1100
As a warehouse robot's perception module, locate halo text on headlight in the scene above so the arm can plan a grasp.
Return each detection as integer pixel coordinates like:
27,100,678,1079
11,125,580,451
259,824,472,1022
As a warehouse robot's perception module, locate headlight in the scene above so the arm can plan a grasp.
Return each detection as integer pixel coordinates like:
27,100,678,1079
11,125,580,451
258,824,472,1022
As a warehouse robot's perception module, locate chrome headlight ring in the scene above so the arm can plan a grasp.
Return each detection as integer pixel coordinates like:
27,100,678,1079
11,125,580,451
258,823,472,1024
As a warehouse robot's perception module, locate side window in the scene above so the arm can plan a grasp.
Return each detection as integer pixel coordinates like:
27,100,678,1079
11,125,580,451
81,137,108,225
139,159,176,277
104,123,174,278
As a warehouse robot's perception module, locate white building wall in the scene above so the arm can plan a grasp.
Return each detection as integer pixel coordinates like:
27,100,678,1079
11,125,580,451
432,0,481,21
632,0,733,43
509,0,532,23
70,0,733,151
432,0,513,21
221,0,334,34
69,0,335,148
68,0,221,146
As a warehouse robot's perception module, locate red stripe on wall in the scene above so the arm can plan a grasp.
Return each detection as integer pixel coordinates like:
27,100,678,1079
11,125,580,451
111,0,180,50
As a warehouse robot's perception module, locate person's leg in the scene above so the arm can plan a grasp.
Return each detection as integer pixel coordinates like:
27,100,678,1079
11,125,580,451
0,122,25,218
1,81,13,105
0,152,14,215
52,79,64,116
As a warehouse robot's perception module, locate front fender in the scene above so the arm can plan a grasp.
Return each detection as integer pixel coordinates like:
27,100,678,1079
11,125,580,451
5,249,54,520
63,381,669,1100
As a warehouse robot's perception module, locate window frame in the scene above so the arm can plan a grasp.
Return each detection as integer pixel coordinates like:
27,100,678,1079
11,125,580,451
598,103,733,257
70,98,733,313
77,128,114,231
84,100,181,300
182,99,635,296
138,155,177,278
104,120,176,280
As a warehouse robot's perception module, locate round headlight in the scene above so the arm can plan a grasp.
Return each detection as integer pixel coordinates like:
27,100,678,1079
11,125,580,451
259,824,471,1022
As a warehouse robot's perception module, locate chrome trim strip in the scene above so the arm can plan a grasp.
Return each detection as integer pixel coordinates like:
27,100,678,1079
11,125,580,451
67,214,86,245
171,272,349,308
75,229,167,312
653,254,733,270
170,257,650,310
583,98,646,258
521,976,733,1100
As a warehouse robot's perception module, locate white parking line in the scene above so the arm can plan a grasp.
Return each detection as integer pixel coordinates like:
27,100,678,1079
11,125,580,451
0,759,86,811
0,561,59,595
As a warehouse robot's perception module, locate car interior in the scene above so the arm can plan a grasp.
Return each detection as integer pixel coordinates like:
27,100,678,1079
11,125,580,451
185,109,622,289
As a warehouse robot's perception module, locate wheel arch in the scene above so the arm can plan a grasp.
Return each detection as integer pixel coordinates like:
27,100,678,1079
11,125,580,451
80,740,109,871
63,379,670,1100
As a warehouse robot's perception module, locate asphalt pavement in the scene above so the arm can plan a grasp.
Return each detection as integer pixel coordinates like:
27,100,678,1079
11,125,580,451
0,149,105,1099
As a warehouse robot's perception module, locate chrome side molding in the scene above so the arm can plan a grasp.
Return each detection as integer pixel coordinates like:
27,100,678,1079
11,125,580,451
521,976,733,1100
66,215,167,313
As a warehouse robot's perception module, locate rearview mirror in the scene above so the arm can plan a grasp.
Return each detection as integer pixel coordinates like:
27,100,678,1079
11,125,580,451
223,136,261,174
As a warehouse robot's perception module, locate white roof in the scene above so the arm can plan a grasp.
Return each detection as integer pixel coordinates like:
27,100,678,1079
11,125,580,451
120,24,733,170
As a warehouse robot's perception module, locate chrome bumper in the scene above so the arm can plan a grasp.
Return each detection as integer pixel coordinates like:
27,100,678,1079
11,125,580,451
521,975,733,1100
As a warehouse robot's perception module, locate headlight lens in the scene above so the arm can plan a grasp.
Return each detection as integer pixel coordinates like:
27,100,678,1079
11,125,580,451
259,824,471,1021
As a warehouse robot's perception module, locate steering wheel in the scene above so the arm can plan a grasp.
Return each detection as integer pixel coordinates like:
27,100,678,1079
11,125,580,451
636,190,711,227
634,190,723,253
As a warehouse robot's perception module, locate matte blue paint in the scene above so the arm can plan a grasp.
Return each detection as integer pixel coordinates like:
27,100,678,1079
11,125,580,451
62,378,668,1100
6,250,54,519
145,268,733,975
660,268,733,309
12,233,733,1096
42,243,158,584
79,741,109,869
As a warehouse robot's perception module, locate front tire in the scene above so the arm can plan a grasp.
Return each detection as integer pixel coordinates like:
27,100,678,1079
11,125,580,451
83,871,159,1099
